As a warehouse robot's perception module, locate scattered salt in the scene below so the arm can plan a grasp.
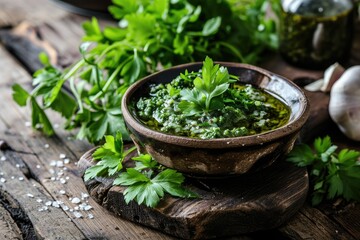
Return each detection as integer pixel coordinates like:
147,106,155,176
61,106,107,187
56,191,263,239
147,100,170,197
11,176,15,179
25,121,31,127
71,197,81,204
81,193,89,199
18,177,24,181
16,164,20,168
73,211,83,218
56,161,64,167
59,154,66,159
50,161,57,167
36,165,41,169
45,201,52,206
36,199,43,203
64,158,70,164
52,201,60,208
60,178,66,184
0,156,6,161
62,205,70,211
88,213,94,219
44,144,49,149
59,190,66,195
27,193,34,198
50,177,56,181
0,178,6,183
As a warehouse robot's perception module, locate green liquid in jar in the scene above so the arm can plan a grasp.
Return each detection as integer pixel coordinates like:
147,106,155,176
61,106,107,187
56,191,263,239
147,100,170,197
279,0,354,69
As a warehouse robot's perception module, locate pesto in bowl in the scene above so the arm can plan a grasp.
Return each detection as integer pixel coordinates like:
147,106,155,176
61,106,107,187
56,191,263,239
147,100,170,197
135,58,290,139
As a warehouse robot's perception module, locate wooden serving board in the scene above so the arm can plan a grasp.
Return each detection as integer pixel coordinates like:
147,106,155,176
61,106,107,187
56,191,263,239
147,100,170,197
76,86,336,239
78,148,308,239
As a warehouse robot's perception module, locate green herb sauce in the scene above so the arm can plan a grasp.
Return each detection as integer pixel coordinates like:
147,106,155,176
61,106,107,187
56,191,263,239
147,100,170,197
135,74,290,139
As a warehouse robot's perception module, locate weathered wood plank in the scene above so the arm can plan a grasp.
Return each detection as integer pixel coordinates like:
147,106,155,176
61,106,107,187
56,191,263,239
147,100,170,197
279,206,356,240
0,150,86,239
0,0,67,28
0,203,23,240
0,44,173,239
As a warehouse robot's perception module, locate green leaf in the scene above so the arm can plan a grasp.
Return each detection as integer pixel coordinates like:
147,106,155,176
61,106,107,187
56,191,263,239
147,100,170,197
12,84,30,106
287,144,315,167
132,154,158,170
202,17,221,36
114,168,149,186
30,97,54,136
49,90,76,119
38,52,50,66
84,164,108,181
314,135,332,155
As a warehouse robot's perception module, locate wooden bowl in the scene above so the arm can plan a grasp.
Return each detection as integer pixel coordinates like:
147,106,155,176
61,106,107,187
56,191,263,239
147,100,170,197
121,62,310,177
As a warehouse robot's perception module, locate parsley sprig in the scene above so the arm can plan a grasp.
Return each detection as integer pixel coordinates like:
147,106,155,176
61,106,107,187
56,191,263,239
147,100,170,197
287,136,360,206
179,56,238,115
12,0,278,144
85,132,197,208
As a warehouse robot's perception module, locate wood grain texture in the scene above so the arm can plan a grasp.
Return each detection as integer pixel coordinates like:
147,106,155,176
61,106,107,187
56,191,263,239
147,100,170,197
0,204,23,240
78,148,308,239
0,45,174,240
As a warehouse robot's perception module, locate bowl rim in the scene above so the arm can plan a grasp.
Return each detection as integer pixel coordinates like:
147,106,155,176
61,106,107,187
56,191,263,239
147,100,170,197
121,61,310,148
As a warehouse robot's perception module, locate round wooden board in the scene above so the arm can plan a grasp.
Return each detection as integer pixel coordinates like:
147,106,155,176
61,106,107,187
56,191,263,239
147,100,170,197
78,147,308,240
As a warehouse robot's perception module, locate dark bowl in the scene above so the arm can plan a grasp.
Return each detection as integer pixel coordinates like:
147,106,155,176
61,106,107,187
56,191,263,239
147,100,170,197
121,62,310,177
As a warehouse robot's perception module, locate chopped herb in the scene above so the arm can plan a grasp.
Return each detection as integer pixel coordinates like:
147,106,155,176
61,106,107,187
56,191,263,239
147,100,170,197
287,136,360,206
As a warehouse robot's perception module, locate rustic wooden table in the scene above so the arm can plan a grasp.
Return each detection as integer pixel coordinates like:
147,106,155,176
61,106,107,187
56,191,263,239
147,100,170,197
0,0,359,239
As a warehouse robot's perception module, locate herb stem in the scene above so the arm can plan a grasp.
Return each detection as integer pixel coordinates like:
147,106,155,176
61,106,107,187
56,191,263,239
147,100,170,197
123,146,137,156
63,59,86,80
90,65,122,101
69,77,83,113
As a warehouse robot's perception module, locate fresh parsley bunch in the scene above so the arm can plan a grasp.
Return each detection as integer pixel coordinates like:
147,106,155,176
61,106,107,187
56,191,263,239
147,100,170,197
12,0,278,144
85,132,197,208
287,136,360,206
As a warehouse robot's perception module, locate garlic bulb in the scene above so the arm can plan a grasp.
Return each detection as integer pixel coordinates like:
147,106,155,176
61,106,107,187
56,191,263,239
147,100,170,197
329,66,360,141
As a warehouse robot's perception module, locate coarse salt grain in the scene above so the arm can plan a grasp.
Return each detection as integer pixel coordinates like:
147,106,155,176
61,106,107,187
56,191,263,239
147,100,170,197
11,176,15,180
44,144,49,148
64,158,70,164
56,161,64,167
0,156,6,161
16,164,20,168
60,178,66,184
18,177,24,181
62,205,70,211
71,197,81,204
52,201,60,208
88,213,94,219
81,193,89,199
50,161,57,167
36,199,43,203
36,165,41,169
0,178,6,183
27,193,34,198
73,211,83,218
45,201,52,206
59,190,66,195
59,154,66,159
25,121,31,127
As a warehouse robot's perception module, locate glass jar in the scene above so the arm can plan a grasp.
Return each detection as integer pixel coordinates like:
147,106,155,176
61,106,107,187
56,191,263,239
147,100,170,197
279,0,355,69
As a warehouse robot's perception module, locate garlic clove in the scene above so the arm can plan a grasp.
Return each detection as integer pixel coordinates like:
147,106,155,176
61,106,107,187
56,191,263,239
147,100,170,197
329,66,360,141
304,62,345,92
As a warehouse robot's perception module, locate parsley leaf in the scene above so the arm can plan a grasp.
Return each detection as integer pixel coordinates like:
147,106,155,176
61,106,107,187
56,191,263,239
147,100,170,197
179,56,238,114
287,136,360,206
114,168,198,208
84,132,136,181
85,132,198,208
